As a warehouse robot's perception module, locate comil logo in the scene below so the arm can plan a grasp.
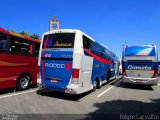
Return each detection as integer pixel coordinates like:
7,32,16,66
45,62,71,70
45,53,51,58
128,65,152,70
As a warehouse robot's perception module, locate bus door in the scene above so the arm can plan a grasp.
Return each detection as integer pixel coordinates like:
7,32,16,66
80,36,94,90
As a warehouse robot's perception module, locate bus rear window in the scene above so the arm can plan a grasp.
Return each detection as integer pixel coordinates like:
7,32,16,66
125,46,156,57
0,36,7,51
43,33,75,48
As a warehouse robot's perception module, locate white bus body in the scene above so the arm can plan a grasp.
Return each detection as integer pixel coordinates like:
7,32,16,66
38,29,119,94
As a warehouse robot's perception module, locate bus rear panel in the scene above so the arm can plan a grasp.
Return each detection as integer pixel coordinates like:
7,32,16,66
41,33,75,93
122,45,158,85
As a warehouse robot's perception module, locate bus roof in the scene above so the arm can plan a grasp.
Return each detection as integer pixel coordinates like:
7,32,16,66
43,29,95,42
124,44,156,48
0,27,41,43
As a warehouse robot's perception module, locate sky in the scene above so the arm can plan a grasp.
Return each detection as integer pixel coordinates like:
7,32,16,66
0,0,160,59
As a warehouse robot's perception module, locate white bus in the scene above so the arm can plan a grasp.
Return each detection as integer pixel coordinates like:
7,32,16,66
122,44,158,85
38,29,119,94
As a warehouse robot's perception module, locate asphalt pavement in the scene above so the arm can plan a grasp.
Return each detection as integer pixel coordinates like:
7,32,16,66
0,76,160,120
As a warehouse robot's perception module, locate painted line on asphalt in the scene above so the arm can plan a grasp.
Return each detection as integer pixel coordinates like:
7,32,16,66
97,80,122,98
0,89,38,99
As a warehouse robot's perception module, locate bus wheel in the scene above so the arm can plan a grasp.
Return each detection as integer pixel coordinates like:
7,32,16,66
107,71,111,80
97,78,103,89
93,80,97,91
17,75,30,91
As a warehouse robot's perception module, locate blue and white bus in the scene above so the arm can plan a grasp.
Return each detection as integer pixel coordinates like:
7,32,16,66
38,29,119,94
122,44,158,85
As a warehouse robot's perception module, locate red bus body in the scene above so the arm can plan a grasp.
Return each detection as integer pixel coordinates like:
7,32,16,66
0,28,40,90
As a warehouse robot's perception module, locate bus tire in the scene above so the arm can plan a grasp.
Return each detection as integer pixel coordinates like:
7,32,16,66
97,78,103,89
121,81,125,85
107,71,111,80
93,80,97,92
16,75,30,91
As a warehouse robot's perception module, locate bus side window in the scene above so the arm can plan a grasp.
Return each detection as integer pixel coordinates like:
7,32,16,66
10,37,16,52
34,43,40,56
20,41,30,54
83,35,94,56
0,35,7,51
9,37,30,54
100,49,105,58
83,36,91,50
29,44,33,54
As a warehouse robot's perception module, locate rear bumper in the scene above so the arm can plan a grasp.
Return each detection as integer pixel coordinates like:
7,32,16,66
42,82,92,95
41,82,81,94
122,76,158,85
65,84,81,94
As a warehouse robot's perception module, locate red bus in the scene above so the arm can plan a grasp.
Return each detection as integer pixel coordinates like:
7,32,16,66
0,28,40,90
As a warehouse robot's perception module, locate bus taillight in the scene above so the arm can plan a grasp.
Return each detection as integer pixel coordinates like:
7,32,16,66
122,69,127,77
71,69,79,84
122,64,127,77
152,66,158,78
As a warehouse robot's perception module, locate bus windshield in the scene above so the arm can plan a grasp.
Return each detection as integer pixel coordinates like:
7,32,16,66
125,45,156,57
43,33,75,48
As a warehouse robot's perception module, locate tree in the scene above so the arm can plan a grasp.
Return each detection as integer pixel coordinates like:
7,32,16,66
30,33,40,39
18,31,30,37
7,29,15,32
8,30,40,40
